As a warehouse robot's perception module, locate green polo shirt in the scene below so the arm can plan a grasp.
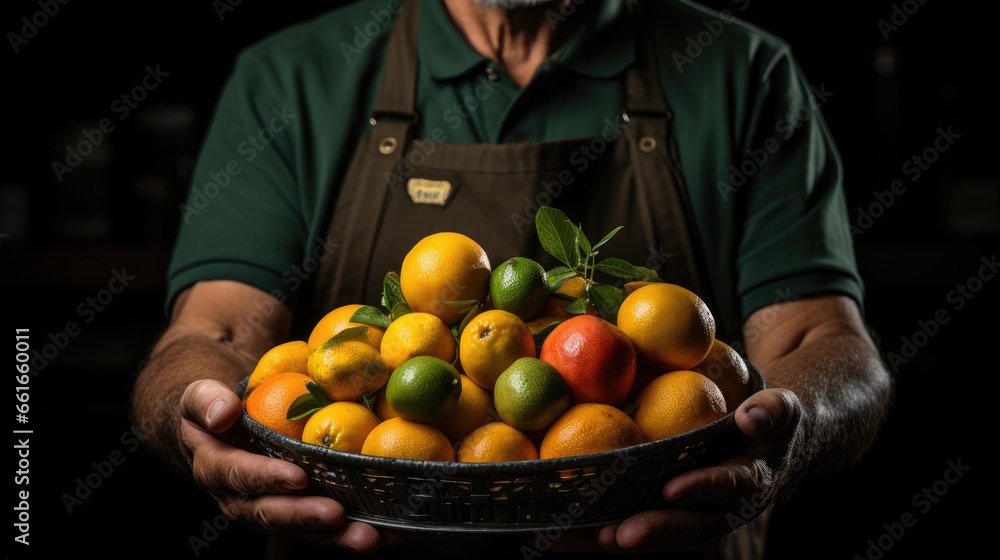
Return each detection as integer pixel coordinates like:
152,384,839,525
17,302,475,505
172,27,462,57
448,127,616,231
167,0,863,342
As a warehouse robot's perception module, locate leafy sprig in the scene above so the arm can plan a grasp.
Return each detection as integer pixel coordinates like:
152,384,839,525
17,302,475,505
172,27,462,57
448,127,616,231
535,206,661,321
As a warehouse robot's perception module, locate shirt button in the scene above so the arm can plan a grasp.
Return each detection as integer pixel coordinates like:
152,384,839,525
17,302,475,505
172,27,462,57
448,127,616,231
485,67,500,83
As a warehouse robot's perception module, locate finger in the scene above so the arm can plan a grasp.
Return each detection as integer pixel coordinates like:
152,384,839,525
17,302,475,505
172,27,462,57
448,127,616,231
612,509,729,552
184,427,311,496
662,459,768,506
180,379,244,433
735,388,801,441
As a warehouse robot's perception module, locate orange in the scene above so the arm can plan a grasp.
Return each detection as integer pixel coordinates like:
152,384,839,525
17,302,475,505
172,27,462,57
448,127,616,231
243,340,311,401
361,417,456,462
457,422,538,463
539,403,644,460
307,338,391,402
372,384,398,422
617,282,716,370
459,309,536,391
399,232,492,327
244,372,314,440
538,314,637,407
631,369,727,442
301,401,380,454
308,303,386,352
493,357,570,432
380,312,457,372
433,373,497,446
385,356,462,424
691,339,753,412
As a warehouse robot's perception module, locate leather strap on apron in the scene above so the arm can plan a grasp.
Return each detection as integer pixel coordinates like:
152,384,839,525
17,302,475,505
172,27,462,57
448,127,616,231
310,0,715,331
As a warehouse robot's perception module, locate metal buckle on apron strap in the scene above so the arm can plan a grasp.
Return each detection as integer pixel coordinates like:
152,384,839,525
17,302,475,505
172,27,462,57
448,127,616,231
621,111,669,153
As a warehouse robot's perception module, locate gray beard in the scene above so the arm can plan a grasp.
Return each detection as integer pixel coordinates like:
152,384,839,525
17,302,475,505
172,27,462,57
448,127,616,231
474,0,553,8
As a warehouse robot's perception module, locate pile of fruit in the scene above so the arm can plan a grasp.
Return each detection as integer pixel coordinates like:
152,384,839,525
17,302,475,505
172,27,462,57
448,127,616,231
242,207,753,463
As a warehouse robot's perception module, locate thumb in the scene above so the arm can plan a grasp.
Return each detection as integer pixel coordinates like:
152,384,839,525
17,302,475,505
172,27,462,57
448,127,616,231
735,387,801,441
180,379,244,434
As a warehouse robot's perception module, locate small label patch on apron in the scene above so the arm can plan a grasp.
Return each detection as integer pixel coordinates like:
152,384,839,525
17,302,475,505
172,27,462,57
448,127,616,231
407,178,453,206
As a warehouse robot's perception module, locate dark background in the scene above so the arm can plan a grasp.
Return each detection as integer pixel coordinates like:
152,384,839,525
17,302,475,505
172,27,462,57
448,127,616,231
3,1,994,558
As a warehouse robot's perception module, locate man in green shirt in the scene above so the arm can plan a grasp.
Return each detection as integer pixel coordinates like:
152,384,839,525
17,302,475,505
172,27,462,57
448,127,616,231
131,1,893,557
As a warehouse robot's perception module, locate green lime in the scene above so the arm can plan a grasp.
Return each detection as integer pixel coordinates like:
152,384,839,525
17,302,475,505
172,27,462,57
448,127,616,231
493,357,570,432
385,356,462,424
489,257,549,321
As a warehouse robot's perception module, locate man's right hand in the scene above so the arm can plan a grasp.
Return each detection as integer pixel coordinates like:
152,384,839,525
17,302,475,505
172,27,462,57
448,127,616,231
180,378,392,552
130,280,402,553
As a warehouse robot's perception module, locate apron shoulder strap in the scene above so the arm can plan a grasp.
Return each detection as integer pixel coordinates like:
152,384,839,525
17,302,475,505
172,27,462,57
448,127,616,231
371,0,421,125
624,0,673,122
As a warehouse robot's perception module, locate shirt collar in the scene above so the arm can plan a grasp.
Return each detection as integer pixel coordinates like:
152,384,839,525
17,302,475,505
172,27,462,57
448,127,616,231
419,0,635,81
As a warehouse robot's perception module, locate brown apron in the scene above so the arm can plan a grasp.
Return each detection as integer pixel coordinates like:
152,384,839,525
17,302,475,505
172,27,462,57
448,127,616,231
296,1,771,558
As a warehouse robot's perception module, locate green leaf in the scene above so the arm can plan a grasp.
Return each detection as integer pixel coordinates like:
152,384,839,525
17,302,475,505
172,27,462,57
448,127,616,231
587,283,624,322
594,257,646,279
575,223,592,257
592,226,623,251
634,266,663,282
349,305,391,329
561,297,590,315
286,382,332,421
455,301,482,339
328,325,368,344
437,299,480,312
381,272,404,313
389,301,412,322
536,206,582,269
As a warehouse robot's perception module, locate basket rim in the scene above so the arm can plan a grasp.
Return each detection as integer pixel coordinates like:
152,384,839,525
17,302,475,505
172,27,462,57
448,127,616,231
237,359,765,475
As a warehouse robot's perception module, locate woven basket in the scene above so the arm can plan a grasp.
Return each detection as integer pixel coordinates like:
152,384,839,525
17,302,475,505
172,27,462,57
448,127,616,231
238,361,764,533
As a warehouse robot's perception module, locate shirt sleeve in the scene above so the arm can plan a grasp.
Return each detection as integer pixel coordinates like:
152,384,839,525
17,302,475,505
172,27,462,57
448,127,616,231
164,47,307,315
734,44,864,321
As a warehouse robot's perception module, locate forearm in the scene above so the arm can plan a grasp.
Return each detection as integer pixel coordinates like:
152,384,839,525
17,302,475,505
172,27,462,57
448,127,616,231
744,295,895,501
761,328,894,483
129,332,257,474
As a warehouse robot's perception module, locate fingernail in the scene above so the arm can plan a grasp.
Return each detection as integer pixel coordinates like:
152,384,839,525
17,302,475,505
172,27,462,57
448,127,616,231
747,406,773,429
281,480,306,491
206,400,226,425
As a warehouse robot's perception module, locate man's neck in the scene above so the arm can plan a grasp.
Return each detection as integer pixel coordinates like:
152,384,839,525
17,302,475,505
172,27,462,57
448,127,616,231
442,0,579,87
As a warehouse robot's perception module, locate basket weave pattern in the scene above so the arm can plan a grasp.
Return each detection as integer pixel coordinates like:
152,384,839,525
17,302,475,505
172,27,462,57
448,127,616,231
240,362,763,533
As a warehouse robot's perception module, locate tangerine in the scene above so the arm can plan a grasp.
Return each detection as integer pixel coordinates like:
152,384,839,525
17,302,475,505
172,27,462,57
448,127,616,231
361,417,456,462
244,372,314,440
380,311,457,372
539,403,644,459
457,422,538,463
631,369,727,442
301,401,380,454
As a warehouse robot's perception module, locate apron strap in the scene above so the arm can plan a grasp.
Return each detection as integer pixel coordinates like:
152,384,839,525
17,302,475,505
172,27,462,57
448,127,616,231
370,0,421,125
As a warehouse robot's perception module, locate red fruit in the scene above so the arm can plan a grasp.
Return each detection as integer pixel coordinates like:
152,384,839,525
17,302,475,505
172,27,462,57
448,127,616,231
538,314,637,407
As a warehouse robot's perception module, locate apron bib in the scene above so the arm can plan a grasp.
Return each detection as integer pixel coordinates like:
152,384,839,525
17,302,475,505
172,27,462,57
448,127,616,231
310,0,715,329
